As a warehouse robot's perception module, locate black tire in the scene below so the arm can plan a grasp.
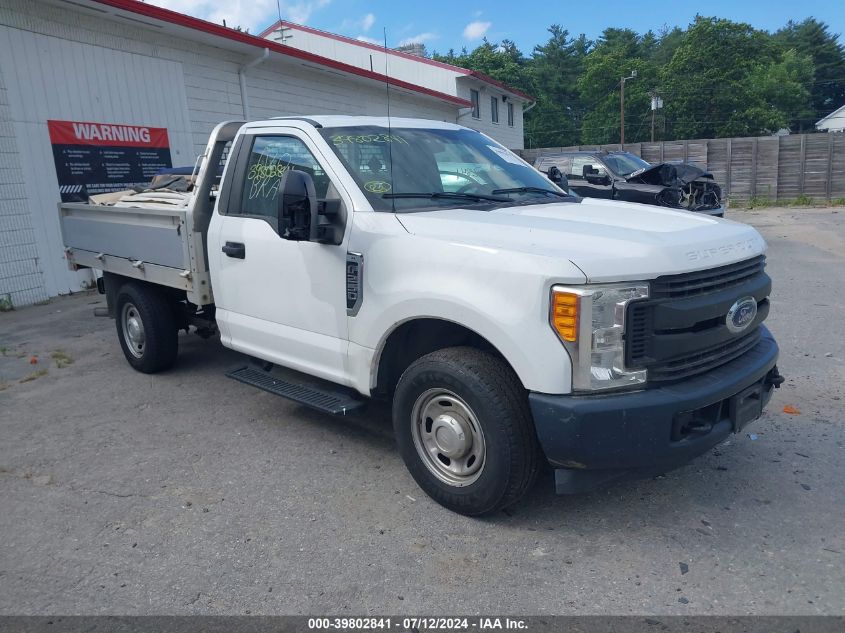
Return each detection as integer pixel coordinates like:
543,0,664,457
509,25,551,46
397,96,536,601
114,282,178,373
393,346,541,516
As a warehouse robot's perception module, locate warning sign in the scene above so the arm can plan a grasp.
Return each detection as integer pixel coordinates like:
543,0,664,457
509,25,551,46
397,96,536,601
48,120,172,202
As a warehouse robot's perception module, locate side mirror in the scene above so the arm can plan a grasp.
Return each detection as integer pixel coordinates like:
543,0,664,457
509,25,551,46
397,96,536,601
277,169,318,241
547,166,569,190
585,172,610,186
276,169,344,245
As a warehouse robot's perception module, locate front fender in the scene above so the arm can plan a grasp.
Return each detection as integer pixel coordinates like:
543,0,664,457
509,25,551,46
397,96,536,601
347,231,586,394
371,302,571,394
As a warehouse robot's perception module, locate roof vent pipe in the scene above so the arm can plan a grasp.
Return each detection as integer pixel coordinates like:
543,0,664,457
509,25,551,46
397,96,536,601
239,48,270,119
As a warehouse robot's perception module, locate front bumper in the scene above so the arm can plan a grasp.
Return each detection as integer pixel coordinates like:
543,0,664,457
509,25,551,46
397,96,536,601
529,326,779,494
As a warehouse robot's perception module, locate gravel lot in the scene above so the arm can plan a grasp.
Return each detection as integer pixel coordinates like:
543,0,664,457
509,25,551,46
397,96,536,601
0,207,843,615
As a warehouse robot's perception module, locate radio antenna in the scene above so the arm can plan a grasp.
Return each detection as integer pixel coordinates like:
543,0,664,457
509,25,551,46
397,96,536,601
383,27,396,212
275,0,284,30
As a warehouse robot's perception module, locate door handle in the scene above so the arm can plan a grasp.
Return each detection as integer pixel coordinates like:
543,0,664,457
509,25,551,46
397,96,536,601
222,241,246,259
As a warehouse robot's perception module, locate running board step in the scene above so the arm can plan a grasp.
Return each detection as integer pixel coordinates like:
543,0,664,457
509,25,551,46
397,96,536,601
226,366,366,415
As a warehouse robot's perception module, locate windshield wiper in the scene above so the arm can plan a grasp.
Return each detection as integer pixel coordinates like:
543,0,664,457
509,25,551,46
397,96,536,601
383,191,510,203
491,186,572,198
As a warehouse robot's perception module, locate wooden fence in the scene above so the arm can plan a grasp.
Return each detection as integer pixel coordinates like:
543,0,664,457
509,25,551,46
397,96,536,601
517,133,845,202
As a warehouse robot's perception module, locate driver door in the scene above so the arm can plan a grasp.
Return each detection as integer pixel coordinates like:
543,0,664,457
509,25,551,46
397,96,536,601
209,129,353,386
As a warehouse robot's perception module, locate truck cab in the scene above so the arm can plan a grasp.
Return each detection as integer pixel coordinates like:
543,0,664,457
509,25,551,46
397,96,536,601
60,116,781,516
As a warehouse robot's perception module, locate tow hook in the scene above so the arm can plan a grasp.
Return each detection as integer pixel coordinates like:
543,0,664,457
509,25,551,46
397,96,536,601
765,366,785,389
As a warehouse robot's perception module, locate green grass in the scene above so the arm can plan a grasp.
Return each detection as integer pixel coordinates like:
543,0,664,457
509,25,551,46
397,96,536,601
731,194,845,209
50,350,74,369
19,368,48,383
790,194,815,206
745,196,774,209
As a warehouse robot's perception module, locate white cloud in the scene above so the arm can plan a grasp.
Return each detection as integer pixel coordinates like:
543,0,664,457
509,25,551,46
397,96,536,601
340,12,375,33
462,20,491,40
284,0,331,25
398,32,437,47
147,0,330,30
356,35,381,45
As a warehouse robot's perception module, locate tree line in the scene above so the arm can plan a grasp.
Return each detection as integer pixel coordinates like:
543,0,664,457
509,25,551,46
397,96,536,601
429,17,845,148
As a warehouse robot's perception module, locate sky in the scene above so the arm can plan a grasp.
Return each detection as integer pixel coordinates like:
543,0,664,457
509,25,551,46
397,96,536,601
148,0,845,53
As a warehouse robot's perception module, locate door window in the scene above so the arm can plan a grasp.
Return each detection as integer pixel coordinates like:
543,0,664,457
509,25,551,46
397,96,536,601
537,156,571,176
239,135,332,218
569,156,606,180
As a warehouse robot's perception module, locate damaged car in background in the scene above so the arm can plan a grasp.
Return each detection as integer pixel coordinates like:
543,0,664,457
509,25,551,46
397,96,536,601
536,150,724,216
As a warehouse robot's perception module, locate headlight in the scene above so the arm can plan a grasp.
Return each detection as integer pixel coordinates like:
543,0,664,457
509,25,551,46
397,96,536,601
550,283,649,391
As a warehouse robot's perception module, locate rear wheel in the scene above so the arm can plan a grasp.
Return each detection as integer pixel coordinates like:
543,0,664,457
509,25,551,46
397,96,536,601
115,282,178,373
393,347,541,516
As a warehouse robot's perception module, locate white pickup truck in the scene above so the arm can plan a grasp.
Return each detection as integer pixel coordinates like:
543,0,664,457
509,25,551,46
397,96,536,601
59,116,782,515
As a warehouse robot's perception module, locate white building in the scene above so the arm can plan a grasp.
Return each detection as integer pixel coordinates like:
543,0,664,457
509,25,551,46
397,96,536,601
816,105,845,133
0,0,532,307
259,21,533,151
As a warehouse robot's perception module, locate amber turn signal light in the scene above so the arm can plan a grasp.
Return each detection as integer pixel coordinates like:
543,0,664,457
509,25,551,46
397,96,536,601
551,291,579,342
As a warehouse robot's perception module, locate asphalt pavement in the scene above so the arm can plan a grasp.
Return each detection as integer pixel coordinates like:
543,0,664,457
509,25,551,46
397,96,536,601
0,207,843,615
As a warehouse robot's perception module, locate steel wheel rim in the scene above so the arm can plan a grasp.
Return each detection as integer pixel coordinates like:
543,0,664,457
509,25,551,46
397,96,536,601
121,302,146,359
411,388,486,487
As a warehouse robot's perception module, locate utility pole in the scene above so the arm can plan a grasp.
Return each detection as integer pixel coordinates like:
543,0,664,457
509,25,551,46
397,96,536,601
651,107,655,142
650,92,656,142
619,70,637,145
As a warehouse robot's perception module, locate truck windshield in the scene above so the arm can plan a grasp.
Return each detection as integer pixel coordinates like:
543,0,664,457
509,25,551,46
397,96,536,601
319,126,571,211
603,152,651,177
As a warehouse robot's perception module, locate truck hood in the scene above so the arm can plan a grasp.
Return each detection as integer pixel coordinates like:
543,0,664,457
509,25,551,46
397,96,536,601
626,162,714,186
396,198,766,282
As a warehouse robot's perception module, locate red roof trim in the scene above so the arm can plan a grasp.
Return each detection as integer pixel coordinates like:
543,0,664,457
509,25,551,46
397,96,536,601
260,20,535,102
89,0,472,108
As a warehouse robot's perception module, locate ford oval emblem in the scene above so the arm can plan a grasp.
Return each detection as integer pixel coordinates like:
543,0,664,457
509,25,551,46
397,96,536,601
726,296,758,334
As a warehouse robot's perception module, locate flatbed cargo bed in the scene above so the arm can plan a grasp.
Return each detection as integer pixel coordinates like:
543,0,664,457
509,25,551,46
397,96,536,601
57,120,244,306
60,202,200,290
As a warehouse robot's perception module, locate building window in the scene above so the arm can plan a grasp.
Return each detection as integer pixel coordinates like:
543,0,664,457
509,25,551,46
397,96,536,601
491,96,499,123
507,102,514,127
470,89,480,119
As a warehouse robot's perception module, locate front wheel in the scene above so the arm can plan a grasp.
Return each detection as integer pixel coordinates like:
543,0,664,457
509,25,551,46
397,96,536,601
393,347,541,516
115,282,178,373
